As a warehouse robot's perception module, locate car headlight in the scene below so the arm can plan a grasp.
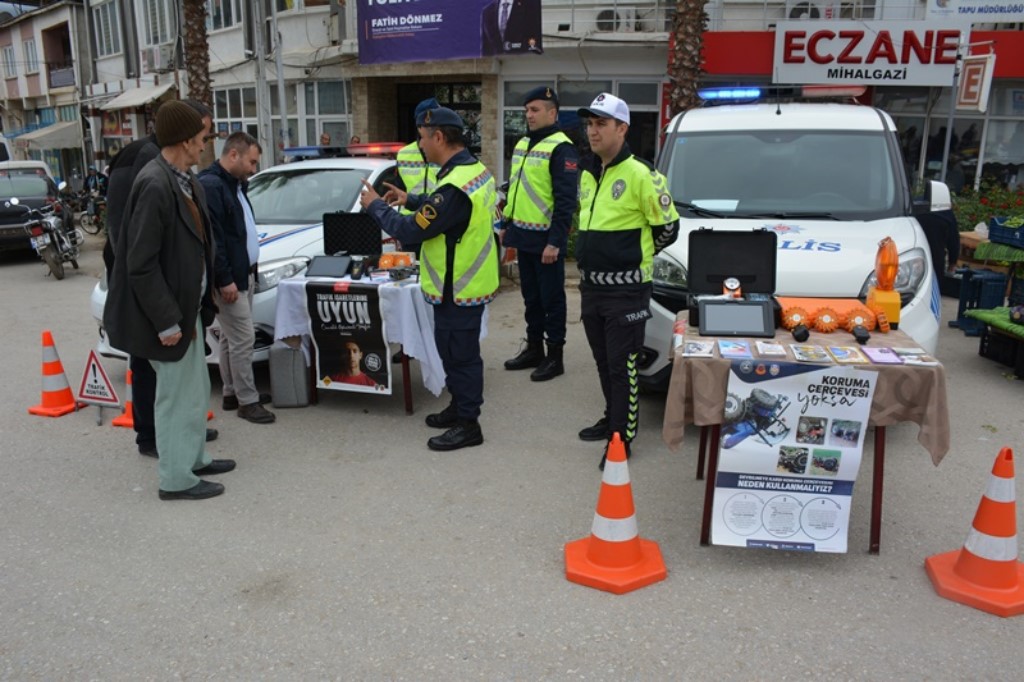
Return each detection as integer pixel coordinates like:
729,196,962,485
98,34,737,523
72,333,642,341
652,251,688,290
858,247,928,298
256,257,310,293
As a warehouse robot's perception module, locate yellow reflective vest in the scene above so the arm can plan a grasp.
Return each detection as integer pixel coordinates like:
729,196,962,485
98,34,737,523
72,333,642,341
420,161,500,306
505,131,571,231
396,142,438,216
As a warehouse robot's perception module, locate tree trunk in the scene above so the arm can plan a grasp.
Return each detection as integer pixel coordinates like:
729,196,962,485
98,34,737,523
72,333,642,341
182,0,215,167
667,0,709,118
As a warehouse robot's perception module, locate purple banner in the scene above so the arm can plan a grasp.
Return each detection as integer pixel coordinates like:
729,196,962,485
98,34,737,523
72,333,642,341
357,0,542,65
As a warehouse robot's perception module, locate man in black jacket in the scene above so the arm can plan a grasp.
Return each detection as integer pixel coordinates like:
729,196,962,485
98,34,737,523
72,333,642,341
198,132,275,424
104,101,234,501
104,99,218,457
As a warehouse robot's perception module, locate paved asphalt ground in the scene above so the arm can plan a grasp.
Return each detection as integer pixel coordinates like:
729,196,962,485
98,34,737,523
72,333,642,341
1,234,1022,680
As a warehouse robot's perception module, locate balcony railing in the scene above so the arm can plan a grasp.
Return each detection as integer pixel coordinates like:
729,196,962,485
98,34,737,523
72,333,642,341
48,64,75,89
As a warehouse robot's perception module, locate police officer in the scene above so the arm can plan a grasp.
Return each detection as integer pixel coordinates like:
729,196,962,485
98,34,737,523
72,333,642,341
359,107,500,452
574,93,680,470
394,97,441,217
501,86,578,382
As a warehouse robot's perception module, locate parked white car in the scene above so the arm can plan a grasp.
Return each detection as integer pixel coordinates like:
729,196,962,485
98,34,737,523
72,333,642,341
91,150,403,363
638,91,947,390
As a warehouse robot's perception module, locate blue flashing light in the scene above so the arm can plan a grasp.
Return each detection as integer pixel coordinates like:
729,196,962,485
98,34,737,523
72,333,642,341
698,87,762,101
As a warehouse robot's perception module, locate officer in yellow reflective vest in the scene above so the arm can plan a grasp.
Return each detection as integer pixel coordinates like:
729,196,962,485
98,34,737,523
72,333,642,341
359,107,499,452
395,97,440,217
575,93,680,470
501,86,578,382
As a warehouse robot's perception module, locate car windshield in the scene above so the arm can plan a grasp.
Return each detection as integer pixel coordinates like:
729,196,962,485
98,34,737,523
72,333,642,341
0,175,50,198
665,130,900,220
247,168,369,224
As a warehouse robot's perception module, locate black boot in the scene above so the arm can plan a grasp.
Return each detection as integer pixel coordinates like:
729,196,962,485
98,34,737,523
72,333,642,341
530,343,564,382
425,400,458,429
428,419,484,451
504,339,544,370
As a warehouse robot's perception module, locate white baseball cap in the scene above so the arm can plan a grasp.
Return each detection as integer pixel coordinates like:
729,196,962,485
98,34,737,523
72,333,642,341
577,92,630,125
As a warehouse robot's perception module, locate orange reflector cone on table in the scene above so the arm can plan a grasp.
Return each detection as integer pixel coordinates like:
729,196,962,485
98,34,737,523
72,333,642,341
565,433,667,594
28,330,86,417
925,447,1024,618
111,369,134,427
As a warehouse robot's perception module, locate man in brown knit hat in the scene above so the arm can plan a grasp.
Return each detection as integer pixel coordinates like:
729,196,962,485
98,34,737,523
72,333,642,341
104,100,235,501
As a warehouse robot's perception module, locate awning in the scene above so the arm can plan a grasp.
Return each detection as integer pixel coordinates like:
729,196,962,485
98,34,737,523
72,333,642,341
15,121,82,150
100,82,176,111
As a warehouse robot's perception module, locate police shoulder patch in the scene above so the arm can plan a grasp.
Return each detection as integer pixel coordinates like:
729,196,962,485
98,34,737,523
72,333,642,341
659,193,671,208
415,204,438,229
431,193,444,206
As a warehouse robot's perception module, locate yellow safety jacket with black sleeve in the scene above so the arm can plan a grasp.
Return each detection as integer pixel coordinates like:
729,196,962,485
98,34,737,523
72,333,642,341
575,148,679,289
505,131,572,232
419,161,500,306
396,141,439,216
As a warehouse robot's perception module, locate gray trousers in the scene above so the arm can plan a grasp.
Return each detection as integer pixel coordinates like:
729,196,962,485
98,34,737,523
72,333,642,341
151,320,213,492
215,274,258,405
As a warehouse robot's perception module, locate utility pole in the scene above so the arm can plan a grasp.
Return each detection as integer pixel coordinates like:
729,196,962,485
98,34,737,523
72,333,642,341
252,0,273,160
269,1,289,165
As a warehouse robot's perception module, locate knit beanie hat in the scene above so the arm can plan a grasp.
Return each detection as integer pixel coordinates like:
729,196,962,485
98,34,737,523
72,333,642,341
155,100,206,148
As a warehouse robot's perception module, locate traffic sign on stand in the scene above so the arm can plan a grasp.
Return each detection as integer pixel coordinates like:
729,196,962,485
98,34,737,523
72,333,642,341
77,350,121,422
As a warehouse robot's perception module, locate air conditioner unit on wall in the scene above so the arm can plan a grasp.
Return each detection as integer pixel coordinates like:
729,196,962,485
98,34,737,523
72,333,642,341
595,7,638,32
784,0,839,20
141,43,175,73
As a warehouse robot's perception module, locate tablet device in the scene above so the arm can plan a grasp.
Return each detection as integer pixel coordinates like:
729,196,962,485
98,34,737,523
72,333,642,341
698,300,775,337
305,254,352,278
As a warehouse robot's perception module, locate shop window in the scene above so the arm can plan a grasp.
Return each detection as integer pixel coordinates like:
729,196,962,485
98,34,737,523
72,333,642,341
617,82,658,105
503,81,554,105
988,81,1024,117
982,120,1024,189
558,80,613,107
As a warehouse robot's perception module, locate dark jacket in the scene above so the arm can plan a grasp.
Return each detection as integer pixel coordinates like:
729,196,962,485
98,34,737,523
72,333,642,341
104,155,216,362
103,134,159,272
198,160,255,291
481,0,541,55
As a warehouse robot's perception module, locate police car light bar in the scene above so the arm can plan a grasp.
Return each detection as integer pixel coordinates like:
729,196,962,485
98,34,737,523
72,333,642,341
346,142,405,156
698,87,763,101
697,85,866,103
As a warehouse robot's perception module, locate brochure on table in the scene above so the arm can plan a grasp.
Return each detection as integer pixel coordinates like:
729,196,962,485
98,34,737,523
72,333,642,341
712,361,877,553
306,280,392,394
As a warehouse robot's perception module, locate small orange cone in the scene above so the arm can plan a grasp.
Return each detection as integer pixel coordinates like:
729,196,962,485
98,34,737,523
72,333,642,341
565,433,667,594
111,369,134,428
207,409,214,421
925,447,1024,617
28,330,86,417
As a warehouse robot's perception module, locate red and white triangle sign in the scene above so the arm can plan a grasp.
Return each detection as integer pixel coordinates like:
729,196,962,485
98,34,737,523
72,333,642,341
77,350,121,407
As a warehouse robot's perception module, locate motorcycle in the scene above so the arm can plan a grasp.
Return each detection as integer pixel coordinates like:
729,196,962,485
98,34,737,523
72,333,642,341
79,190,107,235
17,186,83,280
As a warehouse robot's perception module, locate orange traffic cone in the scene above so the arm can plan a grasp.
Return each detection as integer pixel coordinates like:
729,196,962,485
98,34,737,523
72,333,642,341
565,433,667,594
28,330,86,417
925,447,1024,617
111,369,134,428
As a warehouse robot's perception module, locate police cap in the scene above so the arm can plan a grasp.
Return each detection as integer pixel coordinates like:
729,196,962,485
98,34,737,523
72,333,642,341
523,86,558,108
416,106,464,128
414,97,441,120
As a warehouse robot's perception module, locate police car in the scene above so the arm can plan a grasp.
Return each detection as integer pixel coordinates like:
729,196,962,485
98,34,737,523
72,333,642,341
639,86,948,390
90,143,404,363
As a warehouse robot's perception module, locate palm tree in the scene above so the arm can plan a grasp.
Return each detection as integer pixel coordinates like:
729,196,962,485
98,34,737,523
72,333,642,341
667,0,709,117
181,0,214,165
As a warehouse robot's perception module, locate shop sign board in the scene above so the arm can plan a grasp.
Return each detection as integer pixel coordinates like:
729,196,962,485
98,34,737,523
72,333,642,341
957,52,996,113
927,0,1024,24
773,21,965,87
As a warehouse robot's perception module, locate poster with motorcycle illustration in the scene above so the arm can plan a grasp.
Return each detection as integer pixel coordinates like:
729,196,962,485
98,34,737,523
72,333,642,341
711,362,876,553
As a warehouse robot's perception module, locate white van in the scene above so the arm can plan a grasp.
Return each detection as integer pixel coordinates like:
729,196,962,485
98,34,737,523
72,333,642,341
639,89,949,389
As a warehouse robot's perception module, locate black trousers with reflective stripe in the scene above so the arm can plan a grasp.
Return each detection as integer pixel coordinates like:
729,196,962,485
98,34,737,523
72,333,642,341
580,286,651,443
433,299,485,420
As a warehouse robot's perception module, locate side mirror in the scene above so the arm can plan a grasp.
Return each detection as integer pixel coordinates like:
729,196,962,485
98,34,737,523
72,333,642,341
912,180,952,215
58,181,68,192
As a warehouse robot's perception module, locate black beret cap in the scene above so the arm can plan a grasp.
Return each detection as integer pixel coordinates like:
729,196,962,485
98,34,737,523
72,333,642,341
523,86,558,108
415,106,464,128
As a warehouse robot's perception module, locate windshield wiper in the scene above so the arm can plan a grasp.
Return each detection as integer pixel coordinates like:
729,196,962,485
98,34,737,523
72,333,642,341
738,212,840,221
675,201,728,218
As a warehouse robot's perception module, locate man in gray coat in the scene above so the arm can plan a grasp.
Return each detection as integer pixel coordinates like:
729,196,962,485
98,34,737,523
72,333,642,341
104,101,235,501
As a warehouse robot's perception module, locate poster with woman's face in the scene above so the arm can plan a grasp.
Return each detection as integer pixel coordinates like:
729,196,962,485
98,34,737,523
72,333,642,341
306,281,392,394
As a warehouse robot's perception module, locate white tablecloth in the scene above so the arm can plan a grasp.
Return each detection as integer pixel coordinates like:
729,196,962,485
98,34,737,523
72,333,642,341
274,275,487,397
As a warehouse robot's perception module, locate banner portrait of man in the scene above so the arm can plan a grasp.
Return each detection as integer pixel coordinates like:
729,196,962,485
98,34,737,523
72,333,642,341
306,282,392,394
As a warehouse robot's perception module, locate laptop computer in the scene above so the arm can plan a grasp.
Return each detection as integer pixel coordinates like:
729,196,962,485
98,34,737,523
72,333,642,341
305,254,352,278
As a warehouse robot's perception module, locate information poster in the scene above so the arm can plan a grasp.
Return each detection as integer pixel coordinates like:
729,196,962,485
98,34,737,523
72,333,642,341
712,362,877,553
306,281,392,394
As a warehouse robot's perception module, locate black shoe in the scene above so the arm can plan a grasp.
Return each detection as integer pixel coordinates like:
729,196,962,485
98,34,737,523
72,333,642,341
504,340,544,370
578,417,609,442
238,402,276,424
141,429,217,458
158,480,225,500
425,401,458,429
223,393,271,411
530,345,564,382
427,420,484,451
192,459,236,476
599,440,632,471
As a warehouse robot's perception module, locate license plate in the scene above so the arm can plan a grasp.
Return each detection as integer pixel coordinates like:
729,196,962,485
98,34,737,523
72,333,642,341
30,234,51,249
